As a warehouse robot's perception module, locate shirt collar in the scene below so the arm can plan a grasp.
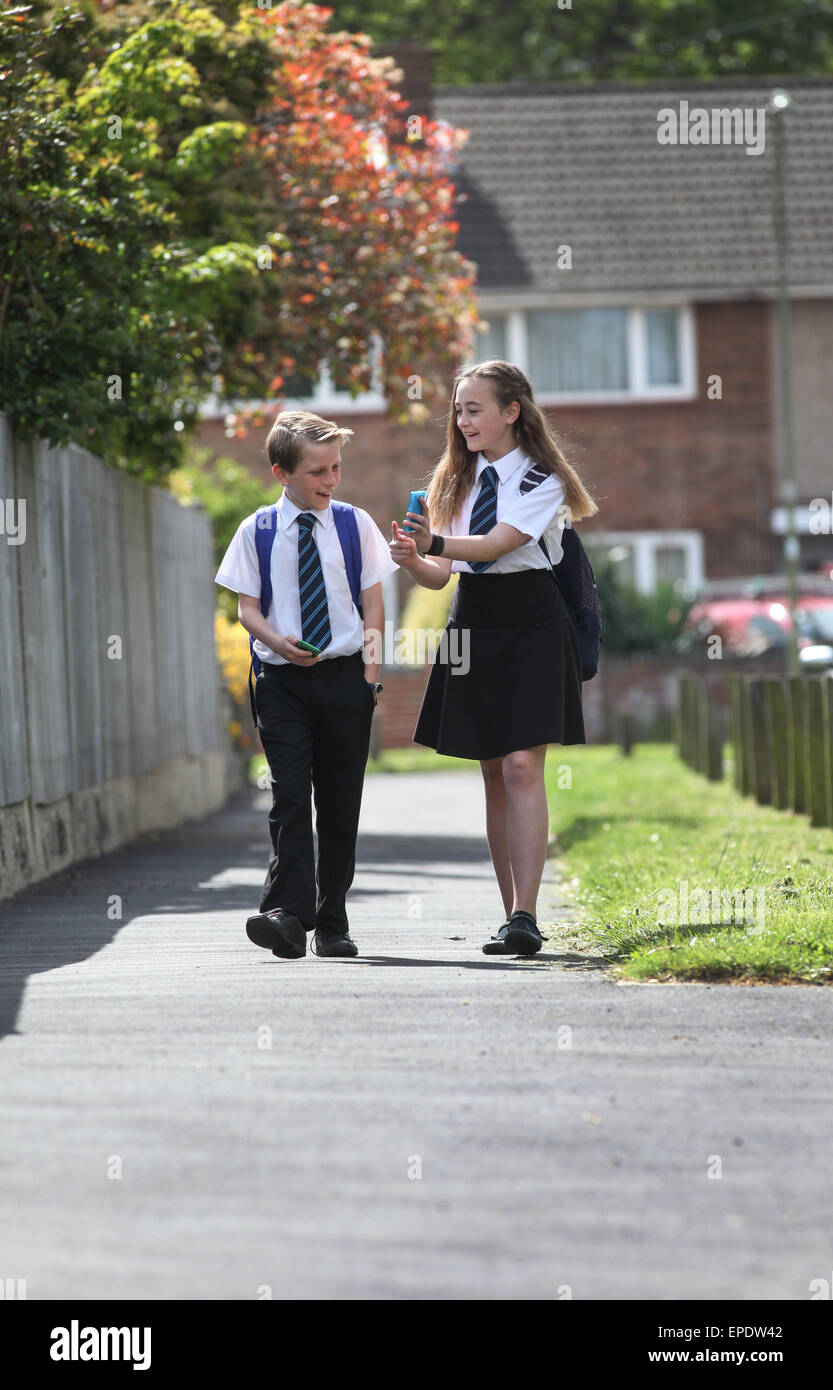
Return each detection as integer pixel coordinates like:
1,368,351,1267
277,491,334,530
475,445,528,485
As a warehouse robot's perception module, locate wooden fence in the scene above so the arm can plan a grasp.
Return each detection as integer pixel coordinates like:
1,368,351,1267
0,415,232,897
676,671,833,827
674,674,724,781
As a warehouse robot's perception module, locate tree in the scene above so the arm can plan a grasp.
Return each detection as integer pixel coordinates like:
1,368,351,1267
0,1,477,478
324,0,833,84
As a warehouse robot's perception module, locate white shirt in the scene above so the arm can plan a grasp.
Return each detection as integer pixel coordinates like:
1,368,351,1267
215,493,398,666
448,446,567,575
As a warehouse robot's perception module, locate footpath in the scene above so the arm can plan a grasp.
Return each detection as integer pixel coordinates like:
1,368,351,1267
0,770,830,1299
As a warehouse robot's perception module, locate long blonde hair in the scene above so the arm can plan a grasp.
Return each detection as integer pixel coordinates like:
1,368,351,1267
426,360,597,530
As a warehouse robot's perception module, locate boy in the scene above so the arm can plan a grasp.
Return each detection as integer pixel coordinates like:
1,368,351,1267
215,411,398,959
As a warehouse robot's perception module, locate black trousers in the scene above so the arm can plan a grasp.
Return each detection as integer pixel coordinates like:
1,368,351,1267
254,650,375,933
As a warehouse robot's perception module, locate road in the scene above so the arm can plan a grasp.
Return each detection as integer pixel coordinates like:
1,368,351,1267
1,770,831,1299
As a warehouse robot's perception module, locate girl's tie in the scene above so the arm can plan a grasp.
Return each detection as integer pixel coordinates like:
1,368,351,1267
467,464,499,573
297,512,333,651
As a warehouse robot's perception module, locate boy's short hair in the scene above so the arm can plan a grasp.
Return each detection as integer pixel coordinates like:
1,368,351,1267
266,410,354,474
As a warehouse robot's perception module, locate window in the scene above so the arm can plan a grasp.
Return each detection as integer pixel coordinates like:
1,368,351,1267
272,338,386,414
585,531,704,595
645,309,680,387
529,308,629,393
503,304,696,402
473,314,508,363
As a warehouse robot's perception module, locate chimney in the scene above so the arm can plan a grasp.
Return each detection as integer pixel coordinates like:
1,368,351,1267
380,41,434,121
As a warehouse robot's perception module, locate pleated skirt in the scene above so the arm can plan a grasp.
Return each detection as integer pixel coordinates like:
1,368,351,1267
413,568,587,761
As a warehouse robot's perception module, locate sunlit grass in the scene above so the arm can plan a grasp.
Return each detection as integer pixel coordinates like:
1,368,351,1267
545,744,833,985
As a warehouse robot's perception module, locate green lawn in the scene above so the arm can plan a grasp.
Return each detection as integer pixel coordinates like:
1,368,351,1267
545,744,833,986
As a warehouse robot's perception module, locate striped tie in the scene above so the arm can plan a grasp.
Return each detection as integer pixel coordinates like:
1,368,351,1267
468,464,499,573
297,512,332,651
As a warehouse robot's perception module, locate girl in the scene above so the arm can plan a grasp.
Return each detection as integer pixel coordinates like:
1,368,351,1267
390,360,597,957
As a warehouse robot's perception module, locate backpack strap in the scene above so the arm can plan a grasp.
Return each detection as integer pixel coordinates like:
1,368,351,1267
331,500,364,619
248,505,278,724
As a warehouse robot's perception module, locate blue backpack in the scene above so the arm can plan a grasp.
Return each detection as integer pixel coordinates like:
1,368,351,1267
520,463,601,681
247,500,364,723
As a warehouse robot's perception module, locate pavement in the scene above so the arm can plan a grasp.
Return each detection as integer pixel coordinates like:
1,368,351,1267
0,769,831,1301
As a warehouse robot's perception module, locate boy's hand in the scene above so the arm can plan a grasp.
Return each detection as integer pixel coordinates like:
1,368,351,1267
390,520,420,567
277,635,320,665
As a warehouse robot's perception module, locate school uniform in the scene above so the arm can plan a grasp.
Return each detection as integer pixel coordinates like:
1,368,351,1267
413,445,586,761
215,493,397,935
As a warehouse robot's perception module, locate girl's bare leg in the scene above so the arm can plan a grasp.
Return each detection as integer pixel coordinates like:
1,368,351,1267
501,745,549,918
479,756,515,918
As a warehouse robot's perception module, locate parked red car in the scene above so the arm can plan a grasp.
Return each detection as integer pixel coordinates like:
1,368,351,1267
686,593,833,668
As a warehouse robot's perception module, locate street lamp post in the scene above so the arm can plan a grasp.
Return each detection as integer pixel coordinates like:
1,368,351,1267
768,89,800,678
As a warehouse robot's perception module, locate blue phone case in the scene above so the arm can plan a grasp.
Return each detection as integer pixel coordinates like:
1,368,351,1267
404,489,427,533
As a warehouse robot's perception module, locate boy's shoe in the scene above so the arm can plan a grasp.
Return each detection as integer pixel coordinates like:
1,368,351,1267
482,911,543,957
313,930,358,958
246,908,306,959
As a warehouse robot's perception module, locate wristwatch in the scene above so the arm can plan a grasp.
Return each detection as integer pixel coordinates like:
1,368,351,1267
368,681,383,698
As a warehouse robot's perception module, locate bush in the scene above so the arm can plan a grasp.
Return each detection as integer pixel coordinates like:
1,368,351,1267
399,571,458,640
593,562,695,655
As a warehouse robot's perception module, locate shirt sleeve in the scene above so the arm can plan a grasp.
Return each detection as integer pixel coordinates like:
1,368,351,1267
355,508,400,590
500,472,567,544
214,516,261,597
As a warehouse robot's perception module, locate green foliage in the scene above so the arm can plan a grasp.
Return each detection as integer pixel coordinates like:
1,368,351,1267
326,0,833,84
399,570,457,638
0,2,272,477
168,444,276,614
593,561,695,655
1,1,477,479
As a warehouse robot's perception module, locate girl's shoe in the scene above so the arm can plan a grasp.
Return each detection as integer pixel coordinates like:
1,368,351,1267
482,911,543,956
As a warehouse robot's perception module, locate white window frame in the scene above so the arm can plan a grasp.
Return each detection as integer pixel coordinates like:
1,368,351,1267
198,335,387,420
198,304,697,420
471,303,697,405
585,530,704,595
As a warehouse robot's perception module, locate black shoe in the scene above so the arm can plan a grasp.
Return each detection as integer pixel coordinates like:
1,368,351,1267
313,930,358,958
246,908,306,959
482,911,543,956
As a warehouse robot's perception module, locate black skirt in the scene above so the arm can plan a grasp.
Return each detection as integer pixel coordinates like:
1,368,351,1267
413,568,586,761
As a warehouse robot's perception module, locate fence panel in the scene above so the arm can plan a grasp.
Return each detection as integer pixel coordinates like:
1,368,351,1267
121,477,158,777
786,675,807,814
94,456,133,783
0,419,29,806
763,677,789,810
16,438,75,804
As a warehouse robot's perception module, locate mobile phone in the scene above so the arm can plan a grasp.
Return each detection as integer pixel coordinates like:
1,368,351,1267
296,639,321,655
404,489,427,533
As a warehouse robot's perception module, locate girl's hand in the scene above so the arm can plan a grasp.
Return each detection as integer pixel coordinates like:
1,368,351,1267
402,499,432,554
390,520,419,567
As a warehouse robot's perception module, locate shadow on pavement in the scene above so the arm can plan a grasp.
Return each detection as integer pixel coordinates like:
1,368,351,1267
0,790,505,1040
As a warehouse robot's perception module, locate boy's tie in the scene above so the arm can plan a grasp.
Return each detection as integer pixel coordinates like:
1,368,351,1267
467,464,499,573
297,512,332,651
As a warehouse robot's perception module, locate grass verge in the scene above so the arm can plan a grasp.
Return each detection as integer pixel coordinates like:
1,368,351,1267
545,744,833,986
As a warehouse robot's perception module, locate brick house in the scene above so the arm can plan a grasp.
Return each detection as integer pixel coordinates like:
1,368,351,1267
196,67,833,742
